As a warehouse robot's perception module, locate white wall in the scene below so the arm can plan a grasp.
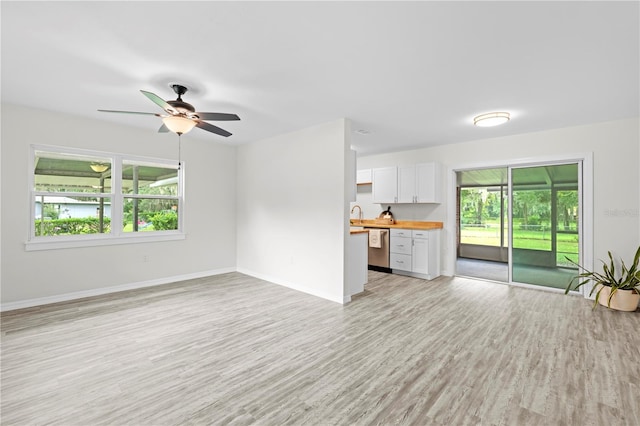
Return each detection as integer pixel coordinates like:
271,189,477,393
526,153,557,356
3,107,636,308
236,119,350,304
1,105,237,307
356,118,640,276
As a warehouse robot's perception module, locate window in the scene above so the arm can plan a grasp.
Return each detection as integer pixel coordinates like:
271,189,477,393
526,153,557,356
121,160,180,233
28,145,183,250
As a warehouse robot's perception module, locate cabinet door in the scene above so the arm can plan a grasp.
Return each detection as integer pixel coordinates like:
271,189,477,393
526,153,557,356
397,165,416,203
356,169,372,184
415,162,441,203
372,167,398,203
412,237,429,275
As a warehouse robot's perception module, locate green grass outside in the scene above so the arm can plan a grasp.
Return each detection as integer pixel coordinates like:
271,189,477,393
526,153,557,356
122,223,156,232
461,224,579,264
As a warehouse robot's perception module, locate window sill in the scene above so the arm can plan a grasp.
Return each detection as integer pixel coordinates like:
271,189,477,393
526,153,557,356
25,232,186,251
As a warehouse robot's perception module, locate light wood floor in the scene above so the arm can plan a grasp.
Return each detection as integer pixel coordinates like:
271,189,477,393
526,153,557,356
2,271,639,425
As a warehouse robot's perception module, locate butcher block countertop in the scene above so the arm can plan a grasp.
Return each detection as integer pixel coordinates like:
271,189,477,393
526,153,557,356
350,219,443,230
349,228,370,235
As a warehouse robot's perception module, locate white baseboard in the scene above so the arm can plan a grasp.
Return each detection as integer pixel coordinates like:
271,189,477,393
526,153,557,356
236,267,346,305
440,269,453,277
0,267,236,312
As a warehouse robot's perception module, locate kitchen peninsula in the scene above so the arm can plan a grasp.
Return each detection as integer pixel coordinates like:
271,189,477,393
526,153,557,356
347,229,369,301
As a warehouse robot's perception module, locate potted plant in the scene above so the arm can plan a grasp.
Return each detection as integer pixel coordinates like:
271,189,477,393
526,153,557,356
565,246,640,311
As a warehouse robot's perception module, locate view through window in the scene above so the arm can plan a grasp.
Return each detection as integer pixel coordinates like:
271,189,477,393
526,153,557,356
511,163,580,289
457,163,580,289
31,147,181,244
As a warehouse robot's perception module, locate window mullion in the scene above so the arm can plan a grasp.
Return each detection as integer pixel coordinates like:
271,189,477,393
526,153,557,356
111,155,123,235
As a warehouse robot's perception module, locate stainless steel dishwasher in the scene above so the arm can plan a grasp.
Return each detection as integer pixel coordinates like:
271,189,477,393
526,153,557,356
365,228,390,268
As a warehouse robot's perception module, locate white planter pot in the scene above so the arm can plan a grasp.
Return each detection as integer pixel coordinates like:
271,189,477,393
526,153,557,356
596,285,640,311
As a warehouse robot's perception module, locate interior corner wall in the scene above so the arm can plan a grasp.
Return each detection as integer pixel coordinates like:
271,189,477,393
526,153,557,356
236,119,348,304
0,104,237,306
356,118,640,276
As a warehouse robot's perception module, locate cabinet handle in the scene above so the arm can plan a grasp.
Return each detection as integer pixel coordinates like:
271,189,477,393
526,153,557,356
396,260,404,264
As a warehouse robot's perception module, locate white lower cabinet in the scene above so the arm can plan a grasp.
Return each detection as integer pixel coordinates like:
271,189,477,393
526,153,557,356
389,228,440,280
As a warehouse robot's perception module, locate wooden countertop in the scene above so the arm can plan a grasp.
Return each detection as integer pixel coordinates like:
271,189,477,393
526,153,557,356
350,219,443,230
349,228,370,235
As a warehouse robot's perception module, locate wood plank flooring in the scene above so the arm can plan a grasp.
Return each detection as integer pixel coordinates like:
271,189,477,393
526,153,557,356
1,271,639,425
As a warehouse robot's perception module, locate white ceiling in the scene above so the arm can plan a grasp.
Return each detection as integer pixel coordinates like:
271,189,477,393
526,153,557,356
2,1,638,155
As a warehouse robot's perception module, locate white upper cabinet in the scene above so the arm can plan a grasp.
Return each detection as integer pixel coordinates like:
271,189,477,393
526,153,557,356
415,162,441,203
397,165,417,203
372,166,398,203
356,169,372,185
375,162,440,204
372,162,440,204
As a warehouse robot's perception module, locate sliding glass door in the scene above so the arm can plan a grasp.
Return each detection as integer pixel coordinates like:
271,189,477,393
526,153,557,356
510,163,581,289
457,168,509,282
456,161,583,290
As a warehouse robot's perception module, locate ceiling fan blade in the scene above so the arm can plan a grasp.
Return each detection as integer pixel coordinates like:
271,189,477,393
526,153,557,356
158,124,169,133
140,90,173,113
196,112,240,121
196,120,232,137
98,109,160,116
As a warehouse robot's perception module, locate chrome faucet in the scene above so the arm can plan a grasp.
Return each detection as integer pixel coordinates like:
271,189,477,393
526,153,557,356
350,205,363,223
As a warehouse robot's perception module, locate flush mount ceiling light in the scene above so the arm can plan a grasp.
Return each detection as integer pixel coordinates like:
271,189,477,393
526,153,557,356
162,115,197,135
90,163,109,173
474,112,510,127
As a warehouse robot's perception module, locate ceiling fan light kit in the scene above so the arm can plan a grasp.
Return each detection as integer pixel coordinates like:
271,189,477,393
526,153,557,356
474,112,510,127
163,115,196,135
98,84,240,137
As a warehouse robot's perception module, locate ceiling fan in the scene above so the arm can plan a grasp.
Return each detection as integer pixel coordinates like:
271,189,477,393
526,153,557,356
99,84,239,137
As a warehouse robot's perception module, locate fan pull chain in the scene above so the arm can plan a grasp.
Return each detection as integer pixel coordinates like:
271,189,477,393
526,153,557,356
178,133,182,170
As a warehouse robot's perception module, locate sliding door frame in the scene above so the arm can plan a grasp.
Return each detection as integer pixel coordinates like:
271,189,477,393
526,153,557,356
447,152,594,297
508,161,583,292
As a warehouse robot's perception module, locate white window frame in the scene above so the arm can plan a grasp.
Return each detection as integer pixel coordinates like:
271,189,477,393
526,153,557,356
26,145,185,251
